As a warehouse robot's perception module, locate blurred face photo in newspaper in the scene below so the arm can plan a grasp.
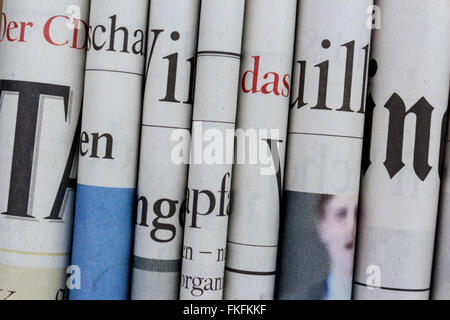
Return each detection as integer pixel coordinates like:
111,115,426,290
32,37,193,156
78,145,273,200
277,191,358,300
315,195,357,299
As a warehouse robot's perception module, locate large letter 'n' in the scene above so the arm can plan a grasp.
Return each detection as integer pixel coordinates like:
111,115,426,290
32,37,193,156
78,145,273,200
384,93,433,181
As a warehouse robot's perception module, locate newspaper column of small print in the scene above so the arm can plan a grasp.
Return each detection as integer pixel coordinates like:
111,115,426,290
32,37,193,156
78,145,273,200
223,0,298,300
69,0,148,300
0,0,89,300
276,0,373,300
131,0,201,300
179,0,245,300
353,0,450,299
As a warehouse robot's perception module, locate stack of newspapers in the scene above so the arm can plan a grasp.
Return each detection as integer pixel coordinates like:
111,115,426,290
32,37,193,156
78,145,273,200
0,0,449,300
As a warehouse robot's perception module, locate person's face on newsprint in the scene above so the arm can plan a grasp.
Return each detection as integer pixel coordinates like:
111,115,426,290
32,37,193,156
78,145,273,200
316,195,357,280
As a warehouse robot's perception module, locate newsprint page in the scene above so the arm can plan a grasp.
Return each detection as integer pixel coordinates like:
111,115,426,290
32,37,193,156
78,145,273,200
0,0,449,318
